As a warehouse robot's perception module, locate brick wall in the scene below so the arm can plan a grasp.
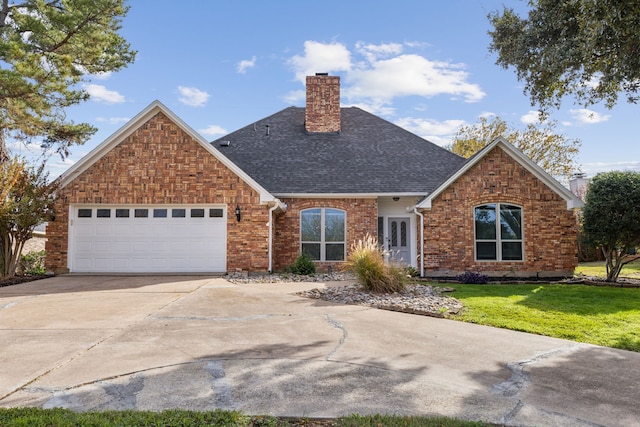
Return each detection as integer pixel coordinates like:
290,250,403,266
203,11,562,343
273,198,377,271
421,146,579,277
305,75,341,133
46,112,270,274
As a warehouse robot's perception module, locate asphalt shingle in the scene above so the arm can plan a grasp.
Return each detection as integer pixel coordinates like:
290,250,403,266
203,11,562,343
212,106,466,195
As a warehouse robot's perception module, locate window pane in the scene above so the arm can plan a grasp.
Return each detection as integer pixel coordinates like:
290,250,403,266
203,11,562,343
96,209,111,218
325,243,345,261
301,209,321,241
500,205,522,240
78,209,92,218
475,204,496,239
476,242,497,260
134,209,148,218
400,221,407,246
172,208,186,218
325,209,345,242
153,209,167,218
116,209,129,218
209,208,224,218
377,217,384,247
301,243,321,260
502,242,523,260
191,208,205,218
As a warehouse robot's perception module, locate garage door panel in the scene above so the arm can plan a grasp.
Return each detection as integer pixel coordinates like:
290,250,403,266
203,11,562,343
70,205,227,273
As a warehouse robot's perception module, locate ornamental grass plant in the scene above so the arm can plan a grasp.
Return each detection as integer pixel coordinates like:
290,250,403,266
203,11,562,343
346,235,406,293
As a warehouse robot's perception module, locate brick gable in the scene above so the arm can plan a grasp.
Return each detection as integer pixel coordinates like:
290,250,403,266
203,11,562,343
421,146,578,277
46,112,270,273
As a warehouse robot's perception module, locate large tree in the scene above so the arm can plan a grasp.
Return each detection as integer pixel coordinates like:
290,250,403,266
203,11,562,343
488,1,640,111
0,0,136,158
0,158,56,279
0,0,135,279
582,171,640,282
447,115,581,182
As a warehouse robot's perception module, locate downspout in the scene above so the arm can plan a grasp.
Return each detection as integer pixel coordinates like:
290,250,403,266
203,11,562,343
267,202,279,273
413,207,425,277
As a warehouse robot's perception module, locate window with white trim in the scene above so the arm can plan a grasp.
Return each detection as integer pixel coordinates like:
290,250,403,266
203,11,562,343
300,208,346,261
475,203,523,261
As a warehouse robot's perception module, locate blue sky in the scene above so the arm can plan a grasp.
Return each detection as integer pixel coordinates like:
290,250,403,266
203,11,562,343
12,0,639,180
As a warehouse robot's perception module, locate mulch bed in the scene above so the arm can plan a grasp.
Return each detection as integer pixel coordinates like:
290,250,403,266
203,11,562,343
0,274,49,288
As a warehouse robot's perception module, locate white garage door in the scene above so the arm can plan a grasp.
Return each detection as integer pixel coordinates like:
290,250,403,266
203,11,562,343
69,205,227,273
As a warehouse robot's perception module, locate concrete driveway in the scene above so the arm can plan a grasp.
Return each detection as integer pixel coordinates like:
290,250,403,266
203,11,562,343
0,275,638,426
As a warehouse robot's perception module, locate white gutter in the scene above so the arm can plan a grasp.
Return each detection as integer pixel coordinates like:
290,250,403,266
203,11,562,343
267,201,280,273
413,207,425,277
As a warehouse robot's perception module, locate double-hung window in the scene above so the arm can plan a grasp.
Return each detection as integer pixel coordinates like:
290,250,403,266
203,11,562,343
300,208,346,261
475,203,523,261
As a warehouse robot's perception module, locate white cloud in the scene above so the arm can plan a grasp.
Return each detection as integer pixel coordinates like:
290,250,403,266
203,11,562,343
520,110,542,124
237,56,257,74
282,89,305,105
288,40,485,110
178,86,210,107
346,54,485,103
199,125,228,137
355,41,404,62
84,84,125,104
96,116,130,125
569,108,611,124
288,40,352,83
394,117,466,146
582,160,640,176
479,111,496,119
92,71,113,80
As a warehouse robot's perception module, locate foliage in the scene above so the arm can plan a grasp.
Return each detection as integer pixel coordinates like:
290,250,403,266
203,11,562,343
345,234,405,293
575,260,640,279
488,1,640,111
456,271,489,284
0,408,494,427
581,171,640,282
441,282,640,352
20,250,46,276
447,115,581,182
287,252,316,276
0,158,57,279
404,265,420,278
0,0,136,158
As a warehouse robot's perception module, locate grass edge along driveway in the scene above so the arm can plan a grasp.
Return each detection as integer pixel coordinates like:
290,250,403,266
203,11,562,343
440,282,640,352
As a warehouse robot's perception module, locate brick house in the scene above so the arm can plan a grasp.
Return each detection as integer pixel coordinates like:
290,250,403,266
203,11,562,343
46,74,583,277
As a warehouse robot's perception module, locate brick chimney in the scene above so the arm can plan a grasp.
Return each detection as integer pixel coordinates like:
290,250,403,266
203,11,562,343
305,73,341,133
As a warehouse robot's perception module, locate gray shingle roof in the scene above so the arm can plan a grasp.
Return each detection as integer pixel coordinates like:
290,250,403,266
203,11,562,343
212,106,465,195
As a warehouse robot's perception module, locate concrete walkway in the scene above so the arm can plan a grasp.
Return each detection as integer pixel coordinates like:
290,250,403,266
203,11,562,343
0,275,638,426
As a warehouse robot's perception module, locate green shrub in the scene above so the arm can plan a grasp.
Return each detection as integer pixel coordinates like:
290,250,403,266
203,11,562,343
346,235,405,293
287,252,316,275
20,250,46,276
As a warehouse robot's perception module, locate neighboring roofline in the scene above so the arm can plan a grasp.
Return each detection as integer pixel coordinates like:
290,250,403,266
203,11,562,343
416,136,584,211
57,100,283,208
273,192,428,199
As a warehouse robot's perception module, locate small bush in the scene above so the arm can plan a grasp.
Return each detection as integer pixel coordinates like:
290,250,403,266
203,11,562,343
346,235,405,293
456,271,489,284
20,250,46,276
287,252,316,275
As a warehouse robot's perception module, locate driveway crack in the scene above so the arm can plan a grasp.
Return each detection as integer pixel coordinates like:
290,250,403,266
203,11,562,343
492,343,588,424
325,315,347,360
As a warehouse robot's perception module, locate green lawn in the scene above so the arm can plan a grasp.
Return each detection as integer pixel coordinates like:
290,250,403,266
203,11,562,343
439,282,640,352
0,408,495,427
575,259,640,278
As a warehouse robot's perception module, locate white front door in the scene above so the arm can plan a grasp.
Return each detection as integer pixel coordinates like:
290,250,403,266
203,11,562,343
387,217,411,264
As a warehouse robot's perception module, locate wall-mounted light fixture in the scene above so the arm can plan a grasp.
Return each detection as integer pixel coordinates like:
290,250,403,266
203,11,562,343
235,205,242,222
392,197,400,202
